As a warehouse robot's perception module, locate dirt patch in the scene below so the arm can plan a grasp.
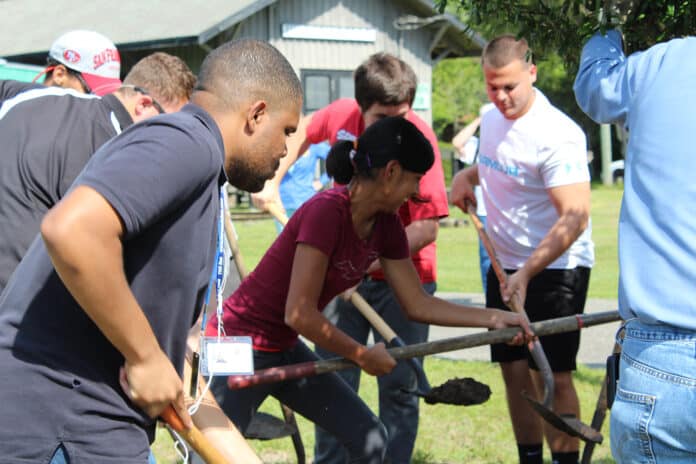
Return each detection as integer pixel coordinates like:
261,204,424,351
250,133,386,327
424,377,491,406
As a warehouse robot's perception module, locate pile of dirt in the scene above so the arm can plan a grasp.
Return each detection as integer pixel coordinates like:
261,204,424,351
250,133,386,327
424,377,491,406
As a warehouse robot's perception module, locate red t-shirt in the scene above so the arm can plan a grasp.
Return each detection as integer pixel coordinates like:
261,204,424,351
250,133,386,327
207,188,409,351
305,98,449,283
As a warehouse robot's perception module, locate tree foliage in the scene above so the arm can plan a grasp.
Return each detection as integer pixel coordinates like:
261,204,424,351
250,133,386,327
438,0,696,67
432,57,486,140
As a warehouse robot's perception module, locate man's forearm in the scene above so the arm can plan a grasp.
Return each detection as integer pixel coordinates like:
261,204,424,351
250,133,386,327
451,116,481,153
520,210,588,279
404,218,439,255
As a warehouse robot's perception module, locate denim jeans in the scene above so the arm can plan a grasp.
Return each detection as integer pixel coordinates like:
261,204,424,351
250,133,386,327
314,279,435,464
49,446,68,464
47,444,155,463
207,340,386,464
611,319,696,463
48,445,156,463
477,215,491,292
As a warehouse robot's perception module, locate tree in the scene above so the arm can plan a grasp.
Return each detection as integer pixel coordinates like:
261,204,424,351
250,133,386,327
438,1,696,67
432,57,486,140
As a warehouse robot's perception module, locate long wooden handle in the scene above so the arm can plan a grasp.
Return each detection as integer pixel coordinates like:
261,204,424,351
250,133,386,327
161,405,229,464
266,202,289,226
466,205,555,408
349,292,398,341
228,311,619,389
466,205,507,285
223,207,247,279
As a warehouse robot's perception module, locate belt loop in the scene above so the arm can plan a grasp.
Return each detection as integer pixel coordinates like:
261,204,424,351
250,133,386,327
615,316,633,345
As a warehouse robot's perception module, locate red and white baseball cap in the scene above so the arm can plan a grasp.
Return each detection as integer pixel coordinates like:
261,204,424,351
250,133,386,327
46,30,122,96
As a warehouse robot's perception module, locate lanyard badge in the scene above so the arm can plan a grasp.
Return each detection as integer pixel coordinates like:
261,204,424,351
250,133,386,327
189,186,254,396
200,335,253,376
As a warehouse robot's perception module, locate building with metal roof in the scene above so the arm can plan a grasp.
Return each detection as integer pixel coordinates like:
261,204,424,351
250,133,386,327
1,0,485,123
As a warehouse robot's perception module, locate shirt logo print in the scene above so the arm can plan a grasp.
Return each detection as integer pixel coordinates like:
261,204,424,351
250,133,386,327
335,251,378,280
479,154,519,177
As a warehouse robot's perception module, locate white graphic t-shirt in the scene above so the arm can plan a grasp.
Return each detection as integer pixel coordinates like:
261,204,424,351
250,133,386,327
479,89,594,270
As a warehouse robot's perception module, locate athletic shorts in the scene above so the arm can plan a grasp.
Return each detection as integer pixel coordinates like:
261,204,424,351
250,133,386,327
485,266,591,372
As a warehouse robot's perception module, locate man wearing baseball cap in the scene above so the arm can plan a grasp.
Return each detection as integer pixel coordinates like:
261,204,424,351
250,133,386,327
35,29,122,96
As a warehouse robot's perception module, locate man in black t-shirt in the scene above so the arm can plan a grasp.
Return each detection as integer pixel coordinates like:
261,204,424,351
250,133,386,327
0,52,195,293
0,39,302,463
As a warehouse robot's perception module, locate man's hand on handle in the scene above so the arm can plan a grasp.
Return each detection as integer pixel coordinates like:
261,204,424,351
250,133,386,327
119,349,192,429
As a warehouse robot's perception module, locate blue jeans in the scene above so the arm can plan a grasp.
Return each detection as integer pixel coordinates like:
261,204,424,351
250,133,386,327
49,445,157,463
49,446,68,464
208,341,386,464
611,319,696,463
314,279,435,464
477,215,491,292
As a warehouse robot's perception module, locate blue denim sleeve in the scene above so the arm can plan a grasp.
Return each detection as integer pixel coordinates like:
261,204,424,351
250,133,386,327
573,30,630,124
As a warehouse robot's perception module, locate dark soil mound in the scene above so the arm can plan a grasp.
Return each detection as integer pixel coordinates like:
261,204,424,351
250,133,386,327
424,377,491,406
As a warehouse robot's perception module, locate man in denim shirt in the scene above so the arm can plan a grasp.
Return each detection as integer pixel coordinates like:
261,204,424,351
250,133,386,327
575,30,696,462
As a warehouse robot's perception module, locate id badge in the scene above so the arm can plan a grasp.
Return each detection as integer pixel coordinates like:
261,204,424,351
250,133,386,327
200,336,254,376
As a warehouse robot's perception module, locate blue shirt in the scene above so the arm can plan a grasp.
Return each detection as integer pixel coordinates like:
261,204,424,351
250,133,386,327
574,30,696,329
279,142,330,211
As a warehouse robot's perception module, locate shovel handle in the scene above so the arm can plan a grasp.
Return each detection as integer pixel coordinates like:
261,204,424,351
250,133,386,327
228,358,338,389
349,292,398,341
466,204,555,408
223,206,248,279
266,202,289,226
161,405,228,464
349,292,431,390
466,205,508,285
228,311,619,389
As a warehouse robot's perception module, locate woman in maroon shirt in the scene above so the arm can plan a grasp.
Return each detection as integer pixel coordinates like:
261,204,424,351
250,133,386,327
207,117,532,463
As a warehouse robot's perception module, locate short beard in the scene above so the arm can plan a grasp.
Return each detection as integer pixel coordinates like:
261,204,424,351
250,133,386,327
225,156,269,193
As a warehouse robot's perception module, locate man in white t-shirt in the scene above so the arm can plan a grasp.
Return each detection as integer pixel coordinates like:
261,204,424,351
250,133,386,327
450,35,594,464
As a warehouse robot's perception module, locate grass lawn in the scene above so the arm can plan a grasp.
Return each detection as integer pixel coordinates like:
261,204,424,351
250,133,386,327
153,359,615,463
228,182,623,299
436,184,623,299
152,184,623,463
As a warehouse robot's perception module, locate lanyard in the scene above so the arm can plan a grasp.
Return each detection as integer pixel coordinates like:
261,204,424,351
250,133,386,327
199,185,229,340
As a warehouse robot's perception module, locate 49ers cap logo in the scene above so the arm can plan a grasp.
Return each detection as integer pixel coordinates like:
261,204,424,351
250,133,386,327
62,49,81,64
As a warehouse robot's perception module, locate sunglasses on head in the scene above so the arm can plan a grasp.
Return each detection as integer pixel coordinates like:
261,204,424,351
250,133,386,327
121,84,166,114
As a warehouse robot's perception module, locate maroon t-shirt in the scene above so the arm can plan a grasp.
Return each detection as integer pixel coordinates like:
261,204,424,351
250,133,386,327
305,98,449,283
207,188,409,351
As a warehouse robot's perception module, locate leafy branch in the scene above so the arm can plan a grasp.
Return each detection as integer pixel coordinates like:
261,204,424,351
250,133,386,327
437,0,696,68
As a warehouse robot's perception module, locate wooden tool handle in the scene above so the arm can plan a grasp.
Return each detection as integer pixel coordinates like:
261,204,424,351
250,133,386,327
223,207,248,279
161,405,229,464
266,202,289,226
466,204,508,285
466,204,555,408
228,359,327,389
349,292,398,341
228,311,619,389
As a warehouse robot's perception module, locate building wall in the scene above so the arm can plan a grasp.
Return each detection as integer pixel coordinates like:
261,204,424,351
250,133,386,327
235,0,436,124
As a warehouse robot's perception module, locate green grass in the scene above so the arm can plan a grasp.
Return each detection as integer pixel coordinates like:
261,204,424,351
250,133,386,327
153,359,614,463
437,184,623,299
152,184,623,462
228,183,623,299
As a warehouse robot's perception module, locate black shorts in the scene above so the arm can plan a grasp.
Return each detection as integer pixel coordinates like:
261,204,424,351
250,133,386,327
486,266,591,372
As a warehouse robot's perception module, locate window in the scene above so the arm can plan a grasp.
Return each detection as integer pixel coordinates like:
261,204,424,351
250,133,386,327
301,70,354,113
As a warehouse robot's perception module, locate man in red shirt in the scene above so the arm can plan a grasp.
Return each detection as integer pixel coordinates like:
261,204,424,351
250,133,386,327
254,52,448,464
